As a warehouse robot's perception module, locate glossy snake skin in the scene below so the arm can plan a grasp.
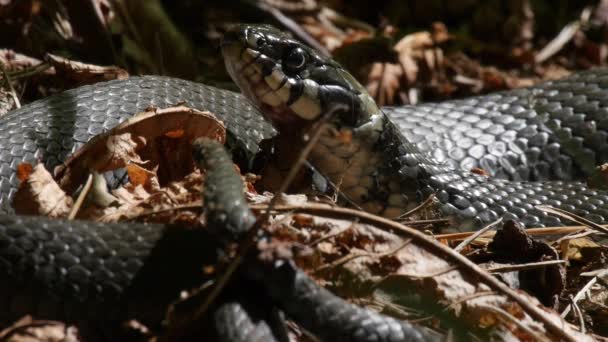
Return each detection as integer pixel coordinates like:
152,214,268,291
1,24,608,339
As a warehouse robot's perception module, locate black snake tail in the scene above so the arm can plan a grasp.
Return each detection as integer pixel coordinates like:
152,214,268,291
193,137,256,240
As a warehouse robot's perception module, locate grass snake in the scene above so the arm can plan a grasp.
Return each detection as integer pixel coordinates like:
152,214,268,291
1,23,608,339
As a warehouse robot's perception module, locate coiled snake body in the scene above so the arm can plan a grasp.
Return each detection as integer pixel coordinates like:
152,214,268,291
1,24,608,338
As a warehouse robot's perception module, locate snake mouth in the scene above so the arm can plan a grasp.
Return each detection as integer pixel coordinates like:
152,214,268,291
222,42,305,126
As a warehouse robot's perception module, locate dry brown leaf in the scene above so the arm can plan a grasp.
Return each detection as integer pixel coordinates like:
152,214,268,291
165,129,185,138
12,164,72,217
104,133,146,168
47,106,226,224
366,62,403,106
0,49,52,73
292,214,314,227
254,204,593,341
366,28,448,106
94,166,203,224
55,106,225,197
0,316,79,342
560,237,601,261
16,163,33,181
45,53,129,81
126,163,156,187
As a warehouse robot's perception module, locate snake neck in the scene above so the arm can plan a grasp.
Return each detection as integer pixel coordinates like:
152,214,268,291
308,111,444,218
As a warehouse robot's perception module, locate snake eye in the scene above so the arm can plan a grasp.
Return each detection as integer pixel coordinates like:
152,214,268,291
256,37,267,47
284,47,307,70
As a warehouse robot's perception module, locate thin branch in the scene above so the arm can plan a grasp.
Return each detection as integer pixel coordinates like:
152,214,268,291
485,260,565,273
68,173,93,219
561,276,597,318
0,63,21,109
249,202,581,342
453,218,502,252
537,205,608,235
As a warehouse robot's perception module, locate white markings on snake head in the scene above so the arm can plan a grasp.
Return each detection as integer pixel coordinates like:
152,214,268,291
289,79,322,119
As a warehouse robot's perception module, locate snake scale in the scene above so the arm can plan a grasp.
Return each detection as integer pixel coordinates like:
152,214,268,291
0,23,608,339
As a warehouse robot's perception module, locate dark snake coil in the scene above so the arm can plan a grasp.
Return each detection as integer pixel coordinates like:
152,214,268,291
2,57,608,339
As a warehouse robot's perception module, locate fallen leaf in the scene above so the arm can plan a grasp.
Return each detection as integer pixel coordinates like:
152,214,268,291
16,163,33,181
127,163,156,187
560,237,601,261
12,164,72,217
55,106,225,197
0,316,79,342
45,53,129,81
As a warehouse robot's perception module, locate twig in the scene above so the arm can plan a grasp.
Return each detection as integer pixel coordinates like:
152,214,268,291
124,201,202,221
0,63,21,109
553,229,595,245
269,121,330,211
191,120,330,329
536,205,608,235
485,260,565,273
453,218,502,252
191,220,261,323
249,202,581,341
68,173,93,219
256,2,330,58
401,218,450,226
6,63,52,79
561,276,597,318
534,6,592,63
436,225,605,241
569,295,586,334
476,304,551,342
397,194,437,219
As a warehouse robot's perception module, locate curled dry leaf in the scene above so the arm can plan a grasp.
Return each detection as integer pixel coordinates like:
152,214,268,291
0,316,79,342
126,163,157,187
0,49,48,72
45,53,129,82
49,106,225,223
16,163,33,181
56,106,225,195
367,63,404,107
12,163,72,217
366,28,447,106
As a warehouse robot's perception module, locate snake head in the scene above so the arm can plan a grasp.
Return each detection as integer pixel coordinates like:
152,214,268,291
221,25,380,128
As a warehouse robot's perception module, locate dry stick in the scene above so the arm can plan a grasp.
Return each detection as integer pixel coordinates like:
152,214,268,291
403,218,450,226
476,304,551,342
485,260,566,273
436,225,605,242
534,6,592,63
0,63,21,109
397,194,437,220
125,201,202,221
570,295,586,334
256,2,330,58
561,276,597,318
554,229,596,244
272,120,331,208
537,205,608,235
249,203,581,342
68,173,93,220
7,63,52,80
453,218,502,253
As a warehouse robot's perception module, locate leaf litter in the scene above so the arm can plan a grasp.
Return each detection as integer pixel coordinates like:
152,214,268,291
3,2,608,340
